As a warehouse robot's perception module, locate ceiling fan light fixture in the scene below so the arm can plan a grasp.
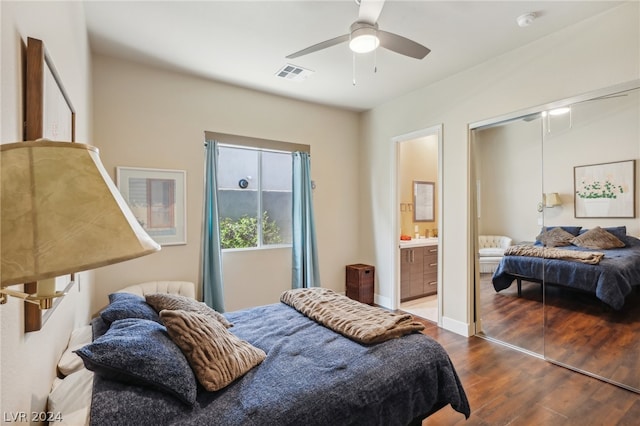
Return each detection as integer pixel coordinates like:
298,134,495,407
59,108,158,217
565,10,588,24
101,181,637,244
549,106,571,116
349,26,379,53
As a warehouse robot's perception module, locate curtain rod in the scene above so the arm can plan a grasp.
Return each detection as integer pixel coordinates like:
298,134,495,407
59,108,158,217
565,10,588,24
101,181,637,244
204,131,310,154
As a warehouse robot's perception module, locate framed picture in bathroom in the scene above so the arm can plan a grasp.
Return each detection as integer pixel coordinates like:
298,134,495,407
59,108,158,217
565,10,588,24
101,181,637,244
413,181,435,222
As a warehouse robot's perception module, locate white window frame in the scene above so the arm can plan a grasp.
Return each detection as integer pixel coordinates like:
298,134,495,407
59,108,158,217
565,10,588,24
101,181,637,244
206,131,310,252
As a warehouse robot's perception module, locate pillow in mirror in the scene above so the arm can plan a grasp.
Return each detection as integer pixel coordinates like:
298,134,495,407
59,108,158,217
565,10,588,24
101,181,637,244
572,226,625,250
536,227,576,247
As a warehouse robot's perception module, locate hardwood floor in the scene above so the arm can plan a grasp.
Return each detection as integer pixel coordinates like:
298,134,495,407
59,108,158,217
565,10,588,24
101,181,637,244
478,272,640,389
412,318,640,425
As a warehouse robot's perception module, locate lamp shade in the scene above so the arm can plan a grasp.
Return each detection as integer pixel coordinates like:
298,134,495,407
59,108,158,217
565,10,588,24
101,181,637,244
1,141,160,287
544,192,562,207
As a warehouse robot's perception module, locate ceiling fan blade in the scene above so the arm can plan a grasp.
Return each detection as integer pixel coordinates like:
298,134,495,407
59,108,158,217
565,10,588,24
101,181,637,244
358,0,385,24
378,30,430,59
286,34,350,59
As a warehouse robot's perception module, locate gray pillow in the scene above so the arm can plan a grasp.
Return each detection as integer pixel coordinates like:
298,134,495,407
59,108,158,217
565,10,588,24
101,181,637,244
100,293,160,325
579,226,626,240
572,226,626,250
536,227,575,247
75,318,197,405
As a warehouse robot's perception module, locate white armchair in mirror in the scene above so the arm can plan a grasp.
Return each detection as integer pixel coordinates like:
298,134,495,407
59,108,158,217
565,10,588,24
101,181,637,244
478,235,512,273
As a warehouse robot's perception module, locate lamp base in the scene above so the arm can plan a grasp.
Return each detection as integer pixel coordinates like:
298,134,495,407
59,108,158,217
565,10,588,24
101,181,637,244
0,288,66,309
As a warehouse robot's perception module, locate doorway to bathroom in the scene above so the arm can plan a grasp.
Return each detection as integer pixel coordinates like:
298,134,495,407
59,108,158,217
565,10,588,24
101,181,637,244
394,125,442,324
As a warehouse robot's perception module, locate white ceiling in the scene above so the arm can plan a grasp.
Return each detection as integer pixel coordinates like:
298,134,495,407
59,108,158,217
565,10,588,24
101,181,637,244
84,1,623,112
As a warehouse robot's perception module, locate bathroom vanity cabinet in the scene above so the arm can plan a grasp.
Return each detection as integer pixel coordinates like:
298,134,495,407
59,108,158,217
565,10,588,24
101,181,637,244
400,240,438,301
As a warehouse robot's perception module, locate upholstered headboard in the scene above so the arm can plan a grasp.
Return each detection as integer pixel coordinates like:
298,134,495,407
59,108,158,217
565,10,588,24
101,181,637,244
116,281,196,299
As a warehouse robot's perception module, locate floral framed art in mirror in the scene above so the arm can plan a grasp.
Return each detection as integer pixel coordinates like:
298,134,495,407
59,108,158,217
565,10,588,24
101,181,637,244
574,159,636,218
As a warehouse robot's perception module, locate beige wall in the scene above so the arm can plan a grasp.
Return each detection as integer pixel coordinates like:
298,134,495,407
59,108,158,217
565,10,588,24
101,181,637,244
90,55,361,314
475,120,543,242
1,0,93,419
359,3,640,335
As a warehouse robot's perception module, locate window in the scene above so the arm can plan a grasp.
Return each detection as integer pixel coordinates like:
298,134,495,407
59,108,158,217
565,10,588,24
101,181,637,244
217,145,292,249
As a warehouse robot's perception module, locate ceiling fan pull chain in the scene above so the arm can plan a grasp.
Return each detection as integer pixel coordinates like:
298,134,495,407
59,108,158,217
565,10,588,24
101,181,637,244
353,52,357,86
569,106,573,129
374,48,378,73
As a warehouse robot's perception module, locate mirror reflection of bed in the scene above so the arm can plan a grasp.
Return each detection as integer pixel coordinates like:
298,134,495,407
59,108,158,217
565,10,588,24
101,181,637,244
472,82,640,393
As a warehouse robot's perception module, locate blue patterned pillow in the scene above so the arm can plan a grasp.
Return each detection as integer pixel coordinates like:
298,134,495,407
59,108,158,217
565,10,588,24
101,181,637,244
100,293,160,325
75,318,197,405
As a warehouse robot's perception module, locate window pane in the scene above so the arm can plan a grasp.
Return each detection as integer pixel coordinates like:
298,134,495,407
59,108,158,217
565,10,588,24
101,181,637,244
261,151,292,245
217,146,258,190
218,147,258,249
217,146,292,249
262,151,292,191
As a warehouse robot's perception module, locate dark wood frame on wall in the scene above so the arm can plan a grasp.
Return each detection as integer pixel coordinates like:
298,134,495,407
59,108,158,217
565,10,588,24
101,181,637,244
24,37,76,332
413,181,435,222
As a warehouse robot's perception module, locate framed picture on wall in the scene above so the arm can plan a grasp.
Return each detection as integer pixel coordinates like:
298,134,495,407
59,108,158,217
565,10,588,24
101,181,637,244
574,159,636,218
413,181,435,222
24,37,77,332
117,167,187,246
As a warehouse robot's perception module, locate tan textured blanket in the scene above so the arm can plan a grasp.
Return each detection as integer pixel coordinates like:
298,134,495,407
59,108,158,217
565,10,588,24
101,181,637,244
505,245,604,265
280,288,424,344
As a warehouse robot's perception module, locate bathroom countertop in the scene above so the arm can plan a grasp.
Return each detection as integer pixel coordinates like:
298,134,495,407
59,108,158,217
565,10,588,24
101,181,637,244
399,237,438,248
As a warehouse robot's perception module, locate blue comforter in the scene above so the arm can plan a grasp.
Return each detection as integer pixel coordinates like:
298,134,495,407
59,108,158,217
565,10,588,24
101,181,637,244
493,235,640,310
90,302,470,425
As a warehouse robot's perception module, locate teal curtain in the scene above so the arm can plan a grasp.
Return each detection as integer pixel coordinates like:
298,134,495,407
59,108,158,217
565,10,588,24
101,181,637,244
202,140,225,311
292,152,320,288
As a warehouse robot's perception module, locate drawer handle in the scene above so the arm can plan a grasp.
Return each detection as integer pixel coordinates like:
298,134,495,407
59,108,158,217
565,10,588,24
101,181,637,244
428,281,437,285
429,248,437,252
429,263,437,267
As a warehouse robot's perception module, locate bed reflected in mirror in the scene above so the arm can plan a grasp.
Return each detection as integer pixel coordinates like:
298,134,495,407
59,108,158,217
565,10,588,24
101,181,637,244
472,81,640,393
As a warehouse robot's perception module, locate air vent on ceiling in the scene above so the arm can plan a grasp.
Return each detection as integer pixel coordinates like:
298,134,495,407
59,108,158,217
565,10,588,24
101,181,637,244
275,64,314,82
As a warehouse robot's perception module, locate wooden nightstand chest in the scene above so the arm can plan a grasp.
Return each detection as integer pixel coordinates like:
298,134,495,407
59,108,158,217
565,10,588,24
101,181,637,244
346,264,374,305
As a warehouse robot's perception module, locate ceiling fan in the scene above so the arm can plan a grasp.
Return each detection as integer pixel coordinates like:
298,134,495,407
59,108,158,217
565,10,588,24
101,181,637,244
286,0,430,60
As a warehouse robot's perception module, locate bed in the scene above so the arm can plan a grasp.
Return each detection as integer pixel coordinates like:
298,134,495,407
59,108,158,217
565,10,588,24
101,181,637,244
50,285,470,425
492,226,640,311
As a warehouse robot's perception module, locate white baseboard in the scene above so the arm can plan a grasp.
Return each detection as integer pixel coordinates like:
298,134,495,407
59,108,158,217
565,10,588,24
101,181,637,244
441,315,473,337
374,293,392,309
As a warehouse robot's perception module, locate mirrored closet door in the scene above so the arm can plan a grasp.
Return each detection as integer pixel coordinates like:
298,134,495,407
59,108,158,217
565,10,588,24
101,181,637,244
471,113,544,356
472,80,640,392
542,85,640,391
